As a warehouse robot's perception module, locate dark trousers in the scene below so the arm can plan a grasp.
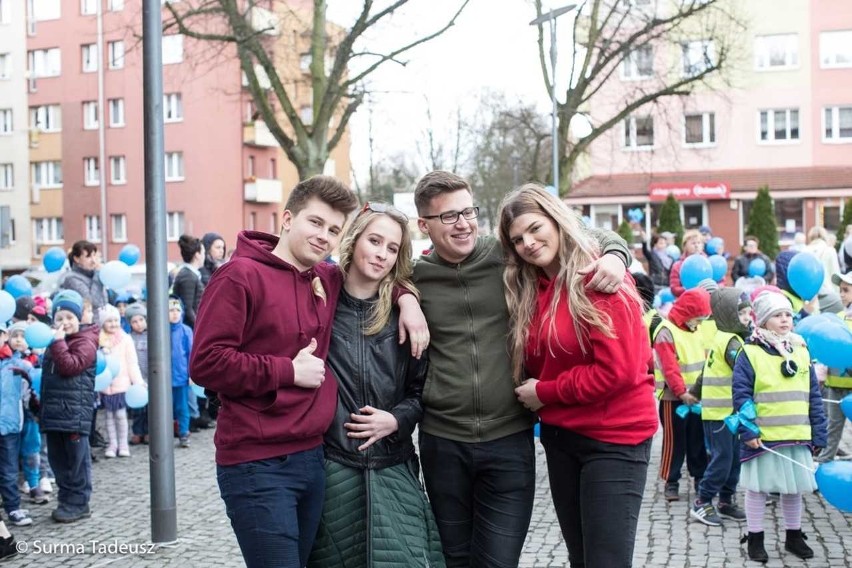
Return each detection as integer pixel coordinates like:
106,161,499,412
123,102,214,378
697,420,741,504
419,429,536,568
541,424,651,568
129,406,148,437
46,432,92,510
217,446,325,568
0,433,21,514
658,400,707,485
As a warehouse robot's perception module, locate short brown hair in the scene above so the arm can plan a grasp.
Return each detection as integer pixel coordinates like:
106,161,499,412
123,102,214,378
744,235,759,246
284,175,358,217
414,171,471,216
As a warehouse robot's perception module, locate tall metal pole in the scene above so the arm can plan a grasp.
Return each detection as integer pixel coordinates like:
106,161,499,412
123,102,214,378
549,13,558,194
96,1,107,250
142,0,176,544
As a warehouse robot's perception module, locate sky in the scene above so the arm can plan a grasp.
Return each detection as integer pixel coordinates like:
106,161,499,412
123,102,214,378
329,0,574,185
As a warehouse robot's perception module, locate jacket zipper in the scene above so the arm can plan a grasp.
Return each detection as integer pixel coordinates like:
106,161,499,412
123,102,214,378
357,301,374,565
457,263,481,438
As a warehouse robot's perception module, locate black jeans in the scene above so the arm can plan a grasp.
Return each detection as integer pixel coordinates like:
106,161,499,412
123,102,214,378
658,400,707,485
419,429,535,568
46,432,92,511
540,424,651,568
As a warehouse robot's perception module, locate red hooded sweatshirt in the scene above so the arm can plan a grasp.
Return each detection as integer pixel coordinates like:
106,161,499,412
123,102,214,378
190,230,343,466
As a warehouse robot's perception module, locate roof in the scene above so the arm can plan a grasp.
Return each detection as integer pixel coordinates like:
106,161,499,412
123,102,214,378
570,166,852,198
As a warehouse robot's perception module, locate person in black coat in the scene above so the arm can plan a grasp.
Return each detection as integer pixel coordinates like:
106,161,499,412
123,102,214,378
171,235,205,329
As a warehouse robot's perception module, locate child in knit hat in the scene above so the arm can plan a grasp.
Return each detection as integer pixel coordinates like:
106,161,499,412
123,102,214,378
732,290,827,562
124,303,149,445
41,289,100,523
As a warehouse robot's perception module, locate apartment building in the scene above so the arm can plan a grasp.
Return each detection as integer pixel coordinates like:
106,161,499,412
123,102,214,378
0,0,32,271
0,0,350,271
569,0,852,250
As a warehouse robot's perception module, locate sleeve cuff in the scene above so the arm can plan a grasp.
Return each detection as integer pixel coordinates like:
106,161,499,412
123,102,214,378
536,380,563,406
277,358,295,388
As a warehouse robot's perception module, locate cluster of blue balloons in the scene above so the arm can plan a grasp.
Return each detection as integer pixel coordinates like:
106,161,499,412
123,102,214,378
627,208,644,223
93,350,123,392
787,252,824,301
795,313,852,369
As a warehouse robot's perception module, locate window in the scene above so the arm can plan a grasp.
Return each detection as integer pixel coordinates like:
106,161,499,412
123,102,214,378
165,152,184,181
163,93,183,122
269,158,277,178
759,108,799,142
681,40,715,77
108,0,124,10
621,45,653,79
31,0,61,21
28,48,61,77
110,214,127,242
81,0,97,15
33,217,63,244
162,35,183,65
684,112,715,146
823,106,852,142
81,44,98,73
271,212,278,233
624,115,654,148
30,104,61,132
247,155,255,177
0,0,10,24
754,34,798,70
85,215,101,242
108,98,124,127
0,53,10,80
83,101,99,129
300,53,311,72
300,105,313,125
0,164,12,190
107,40,124,69
31,161,62,188
0,109,11,134
166,212,184,241
820,30,852,68
109,156,126,184
84,158,100,186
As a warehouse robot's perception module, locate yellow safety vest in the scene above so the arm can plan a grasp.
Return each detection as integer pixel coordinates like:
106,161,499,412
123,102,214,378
701,331,742,421
741,343,812,442
825,312,852,389
653,319,706,398
699,318,718,355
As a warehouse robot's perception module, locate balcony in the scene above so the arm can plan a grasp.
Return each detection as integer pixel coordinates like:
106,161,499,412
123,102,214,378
244,177,283,203
243,120,278,147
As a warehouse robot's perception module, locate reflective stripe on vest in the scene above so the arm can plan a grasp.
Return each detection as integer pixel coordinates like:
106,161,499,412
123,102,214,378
701,331,741,421
653,319,705,398
742,343,812,442
825,312,852,388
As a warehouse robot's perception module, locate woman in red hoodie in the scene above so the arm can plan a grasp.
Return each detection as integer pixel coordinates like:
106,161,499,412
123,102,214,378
498,184,657,568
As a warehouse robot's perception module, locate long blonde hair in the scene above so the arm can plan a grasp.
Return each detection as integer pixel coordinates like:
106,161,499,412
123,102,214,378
497,184,641,383
338,206,419,335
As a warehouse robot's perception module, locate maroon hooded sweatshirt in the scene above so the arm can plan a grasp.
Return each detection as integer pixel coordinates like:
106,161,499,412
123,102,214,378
190,230,343,466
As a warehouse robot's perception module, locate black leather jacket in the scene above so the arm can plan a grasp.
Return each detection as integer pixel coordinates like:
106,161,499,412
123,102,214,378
324,289,427,470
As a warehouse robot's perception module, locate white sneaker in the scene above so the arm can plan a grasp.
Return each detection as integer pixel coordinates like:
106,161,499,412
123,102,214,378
104,448,116,458
118,449,130,458
38,478,53,494
18,481,30,495
8,509,32,526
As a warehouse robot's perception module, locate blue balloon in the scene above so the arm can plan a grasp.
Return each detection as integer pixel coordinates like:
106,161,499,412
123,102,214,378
841,394,852,421
3,275,32,300
95,368,113,392
24,322,54,349
653,295,662,309
43,247,66,273
125,384,148,408
808,323,852,369
98,261,132,290
30,368,42,395
666,244,681,261
748,258,767,277
106,354,121,378
705,237,724,256
190,382,206,399
815,461,852,513
659,287,675,304
708,255,727,282
787,252,823,301
0,290,15,322
96,350,106,375
118,244,141,266
680,255,713,290
795,313,843,342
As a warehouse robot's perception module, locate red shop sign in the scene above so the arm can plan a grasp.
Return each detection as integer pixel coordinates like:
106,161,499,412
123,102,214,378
648,182,730,201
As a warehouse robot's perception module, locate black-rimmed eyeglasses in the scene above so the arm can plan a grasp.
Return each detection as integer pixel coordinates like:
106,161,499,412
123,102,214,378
421,206,480,225
361,202,409,222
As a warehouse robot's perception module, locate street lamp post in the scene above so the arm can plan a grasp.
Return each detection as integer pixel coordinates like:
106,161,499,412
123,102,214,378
530,3,577,195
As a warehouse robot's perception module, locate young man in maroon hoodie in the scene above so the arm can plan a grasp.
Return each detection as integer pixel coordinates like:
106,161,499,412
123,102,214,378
190,176,428,568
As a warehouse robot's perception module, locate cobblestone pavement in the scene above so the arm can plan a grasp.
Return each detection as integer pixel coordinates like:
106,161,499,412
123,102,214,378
10,419,851,567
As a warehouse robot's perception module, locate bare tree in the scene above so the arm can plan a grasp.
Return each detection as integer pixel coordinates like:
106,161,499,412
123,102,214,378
532,0,743,193
165,0,469,180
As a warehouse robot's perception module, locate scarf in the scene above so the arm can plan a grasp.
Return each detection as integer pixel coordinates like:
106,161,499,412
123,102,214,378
752,327,806,376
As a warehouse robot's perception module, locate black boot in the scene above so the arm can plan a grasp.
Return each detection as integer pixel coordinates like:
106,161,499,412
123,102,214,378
785,529,814,560
741,532,768,563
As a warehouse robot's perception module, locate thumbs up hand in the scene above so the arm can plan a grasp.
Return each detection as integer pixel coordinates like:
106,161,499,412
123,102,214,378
292,338,325,389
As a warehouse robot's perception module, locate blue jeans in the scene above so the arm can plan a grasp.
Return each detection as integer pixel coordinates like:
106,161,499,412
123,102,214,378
46,432,92,510
0,433,21,514
187,385,200,419
419,429,536,568
20,411,41,487
698,420,741,504
172,386,190,437
540,425,651,568
217,446,326,568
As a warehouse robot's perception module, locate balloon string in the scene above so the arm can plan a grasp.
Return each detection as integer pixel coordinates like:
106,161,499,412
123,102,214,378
822,399,840,404
758,443,818,473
